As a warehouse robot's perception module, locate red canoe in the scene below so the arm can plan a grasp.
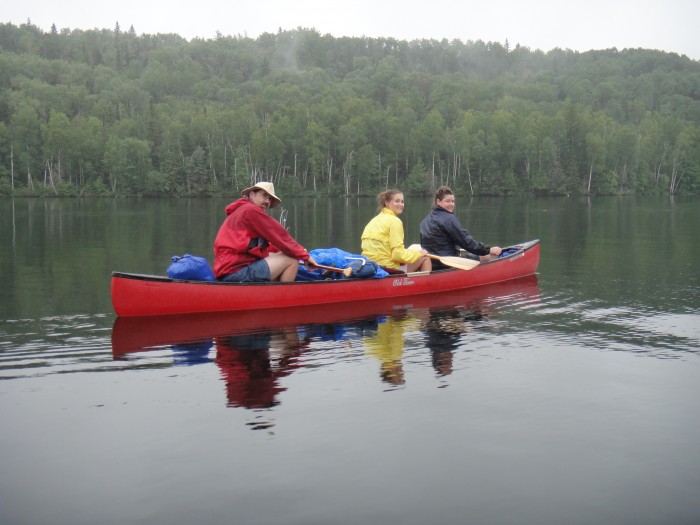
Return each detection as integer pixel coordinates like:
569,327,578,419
111,239,540,317
111,274,541,356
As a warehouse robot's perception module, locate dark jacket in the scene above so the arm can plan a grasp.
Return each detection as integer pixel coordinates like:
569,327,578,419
419,205,490,260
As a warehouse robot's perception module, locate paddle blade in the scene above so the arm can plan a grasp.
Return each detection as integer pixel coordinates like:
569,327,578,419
407,244,479,270
438,256,480,271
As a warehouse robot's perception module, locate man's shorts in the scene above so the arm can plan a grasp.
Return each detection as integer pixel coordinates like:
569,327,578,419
219,259,271,282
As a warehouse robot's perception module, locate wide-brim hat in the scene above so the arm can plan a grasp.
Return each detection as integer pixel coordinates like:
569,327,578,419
241,181,281,208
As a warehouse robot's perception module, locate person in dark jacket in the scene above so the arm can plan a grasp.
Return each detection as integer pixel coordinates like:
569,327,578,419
419,186,502,270
214,182,317,282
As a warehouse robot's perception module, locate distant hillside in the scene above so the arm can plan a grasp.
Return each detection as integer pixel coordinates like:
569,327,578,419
1,21,698,196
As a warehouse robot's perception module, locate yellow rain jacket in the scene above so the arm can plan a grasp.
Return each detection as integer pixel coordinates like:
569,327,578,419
361,208,420,269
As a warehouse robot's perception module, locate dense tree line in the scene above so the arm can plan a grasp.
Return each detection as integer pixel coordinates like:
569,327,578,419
1,21,699,197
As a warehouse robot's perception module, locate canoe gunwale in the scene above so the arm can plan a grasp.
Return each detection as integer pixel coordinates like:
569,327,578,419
112,239,537,284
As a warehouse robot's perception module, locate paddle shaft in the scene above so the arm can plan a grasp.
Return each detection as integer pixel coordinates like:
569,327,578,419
307,262,353,277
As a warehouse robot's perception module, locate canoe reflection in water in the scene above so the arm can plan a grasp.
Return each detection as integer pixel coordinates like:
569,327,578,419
112,275,540,409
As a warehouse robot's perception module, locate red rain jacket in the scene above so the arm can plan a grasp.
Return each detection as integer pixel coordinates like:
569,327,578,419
213,198,309,278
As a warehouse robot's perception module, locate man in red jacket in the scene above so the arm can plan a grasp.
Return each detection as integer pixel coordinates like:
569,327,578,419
214,182,317,282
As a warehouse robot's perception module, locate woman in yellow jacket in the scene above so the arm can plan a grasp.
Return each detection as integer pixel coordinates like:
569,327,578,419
361,189,432,273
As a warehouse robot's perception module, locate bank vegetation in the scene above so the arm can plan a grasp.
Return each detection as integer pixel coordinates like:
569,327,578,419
1,22,699,197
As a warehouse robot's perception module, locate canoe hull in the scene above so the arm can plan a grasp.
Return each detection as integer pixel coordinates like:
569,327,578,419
111,240,540,317
112,274,541,356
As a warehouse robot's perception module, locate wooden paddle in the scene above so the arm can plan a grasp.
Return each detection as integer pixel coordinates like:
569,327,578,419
407,244,480,271
425,253,480,270
306,261,353,277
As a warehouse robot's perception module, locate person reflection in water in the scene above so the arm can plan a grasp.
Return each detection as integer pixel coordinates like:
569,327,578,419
423,307,487,378
363,313,419,386
215,329,304,409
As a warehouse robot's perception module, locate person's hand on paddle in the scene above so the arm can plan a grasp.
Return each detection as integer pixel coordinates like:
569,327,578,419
304,256,319,269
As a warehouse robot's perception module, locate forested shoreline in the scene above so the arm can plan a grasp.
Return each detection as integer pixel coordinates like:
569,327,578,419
1,21,699,197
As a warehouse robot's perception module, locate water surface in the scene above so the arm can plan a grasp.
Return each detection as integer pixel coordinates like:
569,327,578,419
1,196,699,525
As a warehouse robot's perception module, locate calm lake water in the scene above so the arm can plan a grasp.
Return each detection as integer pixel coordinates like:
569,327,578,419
1,195,699,525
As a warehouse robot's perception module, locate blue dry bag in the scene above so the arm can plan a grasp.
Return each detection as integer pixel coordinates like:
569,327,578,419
167,254,216,281
309,248,389,279
346,257,381,278
498,247,521,258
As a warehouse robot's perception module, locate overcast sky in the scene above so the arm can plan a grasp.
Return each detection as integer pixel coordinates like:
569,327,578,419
5,0,700,60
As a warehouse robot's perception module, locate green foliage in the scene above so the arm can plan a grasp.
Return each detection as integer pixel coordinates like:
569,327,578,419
0,175,11,196
0,22,699,197
104,136,152,194
405,160,430,195
144,170,174,196
82,177,112,197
